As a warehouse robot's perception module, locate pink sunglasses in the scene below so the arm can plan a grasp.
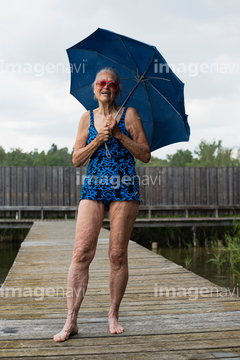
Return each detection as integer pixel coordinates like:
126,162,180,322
96,80,119,92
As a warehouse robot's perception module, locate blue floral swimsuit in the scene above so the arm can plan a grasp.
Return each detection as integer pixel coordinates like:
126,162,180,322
80,107,140,209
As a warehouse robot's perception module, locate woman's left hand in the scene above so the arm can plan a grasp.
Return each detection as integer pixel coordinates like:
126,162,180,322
106,115,120,138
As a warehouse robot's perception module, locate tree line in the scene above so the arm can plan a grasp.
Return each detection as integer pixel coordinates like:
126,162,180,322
0,140,240,167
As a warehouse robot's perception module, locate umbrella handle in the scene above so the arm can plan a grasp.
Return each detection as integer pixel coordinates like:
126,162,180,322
104,143,111,158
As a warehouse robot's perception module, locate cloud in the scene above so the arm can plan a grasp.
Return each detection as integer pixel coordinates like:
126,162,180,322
187,95,240,129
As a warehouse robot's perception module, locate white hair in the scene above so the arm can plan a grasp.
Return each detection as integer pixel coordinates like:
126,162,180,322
92,67,122,100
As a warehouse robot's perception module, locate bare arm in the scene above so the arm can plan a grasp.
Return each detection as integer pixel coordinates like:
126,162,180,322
72,111,111,167
110,107,151,163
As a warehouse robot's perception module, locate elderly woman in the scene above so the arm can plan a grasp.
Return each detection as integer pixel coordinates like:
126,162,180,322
54,67,150,342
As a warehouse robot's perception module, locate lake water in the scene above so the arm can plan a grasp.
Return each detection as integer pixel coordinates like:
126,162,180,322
0,242,21,286
160,246,239,295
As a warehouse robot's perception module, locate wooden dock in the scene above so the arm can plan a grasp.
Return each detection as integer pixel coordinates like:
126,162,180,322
1,221,240,359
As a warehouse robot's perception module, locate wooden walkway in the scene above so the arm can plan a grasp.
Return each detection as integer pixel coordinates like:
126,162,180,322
1,221,240,359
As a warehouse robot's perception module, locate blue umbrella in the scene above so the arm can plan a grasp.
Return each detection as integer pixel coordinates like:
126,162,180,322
67,28,190,152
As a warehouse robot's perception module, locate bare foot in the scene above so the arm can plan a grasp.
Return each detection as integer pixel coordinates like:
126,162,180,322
108,315,124,334
53,323,78,342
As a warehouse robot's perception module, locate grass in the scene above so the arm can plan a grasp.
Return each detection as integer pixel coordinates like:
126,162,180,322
184,256,193,270
208,218,240,279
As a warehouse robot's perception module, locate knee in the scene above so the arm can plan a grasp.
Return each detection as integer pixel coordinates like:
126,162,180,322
72,245,95,265
108,248,127,269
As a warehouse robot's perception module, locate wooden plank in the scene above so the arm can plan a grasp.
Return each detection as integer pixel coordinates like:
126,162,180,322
208,167,216,205
173,167,179,205
0,352,239,360
70,167,76,206
80,166,87,197
146,167,152,205
64,167,70,206
11,167,17,206
5,167,10,206
233,167,239,205
46,167,52,206
144,166,151,205
23,167,28,206
189,167,195,205
1,332,240,357
228,167,233,205
39,167,45,206
223,167,228,206
37,167,41,206
29,167,35,206
183,167,189,205
0,167,4,206
167,167,174,205
136,167,143,205
178,167,184,205
217,167,222,205
52,167,58,206
75,167,81,204
218,167,228,206
195,167,200,205
157,168,162,205
161,167,166,206
58,167,64,206
200,167,207,205
16,167,22,206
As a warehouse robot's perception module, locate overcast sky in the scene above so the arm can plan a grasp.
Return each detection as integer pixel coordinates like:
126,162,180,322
1,0,240,159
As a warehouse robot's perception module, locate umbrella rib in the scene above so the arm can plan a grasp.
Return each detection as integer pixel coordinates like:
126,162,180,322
141,80,154,149
145,76,171,82
118,35,142,77
144,79,182,117
71,83,92,94
143,52,155,77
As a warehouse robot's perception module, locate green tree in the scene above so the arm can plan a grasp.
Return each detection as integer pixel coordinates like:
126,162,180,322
236,149,240,165
0,146,6,165
48,143,58,154
192,140,239,167
33,151,50,166
167,149,193,167
4,148,34,166
47,144,73,166
135,155,168,167
216,147,237,166
0,140,239,167
193,140,221,166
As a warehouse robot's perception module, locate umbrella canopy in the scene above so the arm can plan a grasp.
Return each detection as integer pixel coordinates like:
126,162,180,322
67,28,190,152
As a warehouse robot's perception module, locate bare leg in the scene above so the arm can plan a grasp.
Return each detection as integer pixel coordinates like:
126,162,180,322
108,200,139,334
53,200,105,342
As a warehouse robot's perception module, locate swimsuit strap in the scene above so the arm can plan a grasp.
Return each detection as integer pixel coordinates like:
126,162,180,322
119,107,128,124
90,110,94,125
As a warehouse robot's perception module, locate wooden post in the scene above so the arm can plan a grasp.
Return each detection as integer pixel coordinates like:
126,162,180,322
152,242,158,253
192,226,197,247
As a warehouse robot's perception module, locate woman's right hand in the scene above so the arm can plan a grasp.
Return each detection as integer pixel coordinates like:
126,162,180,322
96,122,112,145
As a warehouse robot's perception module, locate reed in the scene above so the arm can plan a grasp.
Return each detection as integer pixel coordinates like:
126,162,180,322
208,219,240,279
